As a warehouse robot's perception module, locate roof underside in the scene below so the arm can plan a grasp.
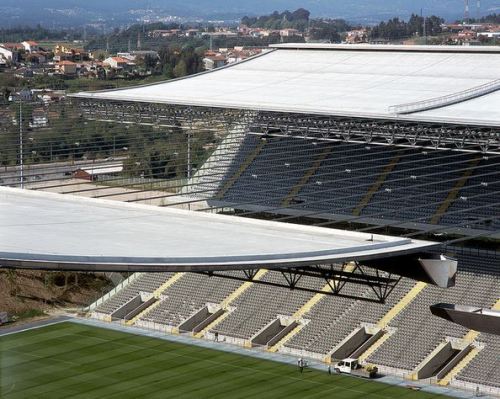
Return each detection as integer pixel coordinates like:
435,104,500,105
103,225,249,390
0,187,436,272
73,44,500,126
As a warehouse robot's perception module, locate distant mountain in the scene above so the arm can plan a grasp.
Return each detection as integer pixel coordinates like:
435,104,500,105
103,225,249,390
1,0,499,27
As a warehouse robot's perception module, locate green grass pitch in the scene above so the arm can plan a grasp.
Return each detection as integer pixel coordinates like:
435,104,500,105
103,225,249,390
0,322,445,398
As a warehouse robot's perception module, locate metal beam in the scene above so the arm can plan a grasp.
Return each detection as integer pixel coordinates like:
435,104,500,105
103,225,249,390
75,100,500,152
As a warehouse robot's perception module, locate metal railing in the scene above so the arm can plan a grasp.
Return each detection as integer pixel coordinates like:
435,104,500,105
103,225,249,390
389,78,500,115
85,272,142,312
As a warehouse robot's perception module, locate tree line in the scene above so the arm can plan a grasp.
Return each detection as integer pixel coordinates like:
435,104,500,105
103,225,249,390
241,8,311,31
370,14,444,40
0,101,217,185
469,13,500,24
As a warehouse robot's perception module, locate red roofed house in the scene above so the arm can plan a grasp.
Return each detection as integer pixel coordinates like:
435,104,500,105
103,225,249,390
22,41,39,53
203,53,227,70
103,56,131,69
56,60,77,76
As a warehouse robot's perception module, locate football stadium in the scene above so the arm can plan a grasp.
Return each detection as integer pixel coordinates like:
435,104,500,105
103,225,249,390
1,44,499,397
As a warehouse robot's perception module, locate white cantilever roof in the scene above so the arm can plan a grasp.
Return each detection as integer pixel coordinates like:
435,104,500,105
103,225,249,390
0,187,436,272
72,44,500,126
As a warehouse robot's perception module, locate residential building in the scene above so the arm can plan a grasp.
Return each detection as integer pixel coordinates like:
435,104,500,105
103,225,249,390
279,29,301,37
103,56,132,69
203,54,227,70
53,44,90,62
0,44,20,62
346,29,368,44
21,41,39,53
30,108,49,129
56,60,77,76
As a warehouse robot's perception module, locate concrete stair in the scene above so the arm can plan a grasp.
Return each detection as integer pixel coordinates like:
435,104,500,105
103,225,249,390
352,151,404,216
281,147,331,207
430,157,481,225
268,323,307,353
153,272,185,298
409,341,449,381
125,273,185,326
358,330,394,363
194,269,268,338
357,281,427,363
215,140,267,199
377,282,427,329
438,347,480,386
267,282,332,352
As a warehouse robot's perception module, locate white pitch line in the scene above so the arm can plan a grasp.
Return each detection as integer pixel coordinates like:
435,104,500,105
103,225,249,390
0,318,69,338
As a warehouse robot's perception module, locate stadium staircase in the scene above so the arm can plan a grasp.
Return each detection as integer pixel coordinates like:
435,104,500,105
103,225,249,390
215,139,267,200
437,297,500,384
267,281,332,352
377,282,427,329
87,272,143,313
352,151,404,216
430,158,482,225
357,281,427,363
125,273,185,326
194,269,268,338
409,341,450,380
438,347,480,386
281,147,332,207
180,128,247,199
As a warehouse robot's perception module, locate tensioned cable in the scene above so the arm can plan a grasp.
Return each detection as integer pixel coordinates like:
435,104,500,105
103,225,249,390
10,132,428,196
2,104,496,242
95,139,494,204
12,133,374,191
404,215,500,239
4,102,496,190
443,223,500,245
60,136,447,197
292,179,500,229
194,154,500,216
5,127,498,238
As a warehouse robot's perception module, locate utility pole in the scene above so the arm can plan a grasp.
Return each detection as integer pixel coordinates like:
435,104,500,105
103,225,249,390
464,0,470,23
19,98,23,189
421,9,427,45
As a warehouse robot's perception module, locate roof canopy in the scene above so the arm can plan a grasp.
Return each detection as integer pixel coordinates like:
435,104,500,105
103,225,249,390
0,187,437,272
72,44,500,126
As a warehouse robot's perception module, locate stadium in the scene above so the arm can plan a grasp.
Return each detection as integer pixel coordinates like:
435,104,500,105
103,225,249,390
1,44,499,397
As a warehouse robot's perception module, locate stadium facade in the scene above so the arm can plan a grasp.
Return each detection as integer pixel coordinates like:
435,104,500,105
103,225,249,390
1,44,499,394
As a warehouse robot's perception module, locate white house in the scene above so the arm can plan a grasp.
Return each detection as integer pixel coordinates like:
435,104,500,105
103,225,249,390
22,41,39,53
0,45,15,61
103,56,132,69
30,108,49,129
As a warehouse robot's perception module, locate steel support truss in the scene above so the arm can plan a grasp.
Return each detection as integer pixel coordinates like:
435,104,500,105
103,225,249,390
75,99,500,153
197,262,402,304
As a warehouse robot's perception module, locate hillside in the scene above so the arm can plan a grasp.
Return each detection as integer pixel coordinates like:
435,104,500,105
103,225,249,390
0,270,111,318
0,0,499,26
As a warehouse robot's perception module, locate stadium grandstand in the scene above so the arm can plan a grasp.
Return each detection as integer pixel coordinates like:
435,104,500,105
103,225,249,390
0,44,499,395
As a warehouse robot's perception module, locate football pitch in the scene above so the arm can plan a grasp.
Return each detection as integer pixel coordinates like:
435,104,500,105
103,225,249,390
0,322,446,399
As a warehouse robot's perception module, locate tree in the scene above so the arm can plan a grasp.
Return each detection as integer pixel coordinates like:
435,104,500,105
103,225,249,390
173,60,187,78
143,54,158,69
241,8,310,31
370,14,443,40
